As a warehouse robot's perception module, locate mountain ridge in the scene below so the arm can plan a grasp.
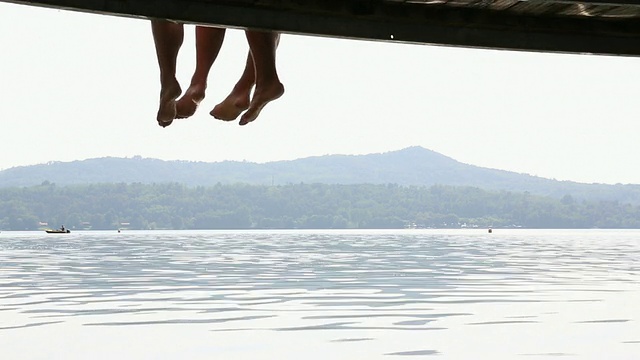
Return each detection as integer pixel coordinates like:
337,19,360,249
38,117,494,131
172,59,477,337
2,147,639,204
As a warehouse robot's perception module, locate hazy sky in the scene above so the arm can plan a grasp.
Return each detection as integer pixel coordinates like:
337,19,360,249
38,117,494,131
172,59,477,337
2,3,640,184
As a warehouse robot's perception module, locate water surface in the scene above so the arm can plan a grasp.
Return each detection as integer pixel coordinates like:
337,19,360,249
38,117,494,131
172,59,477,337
1,229,638,359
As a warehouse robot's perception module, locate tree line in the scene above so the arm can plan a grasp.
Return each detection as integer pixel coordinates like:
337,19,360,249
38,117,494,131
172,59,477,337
1,182,639,230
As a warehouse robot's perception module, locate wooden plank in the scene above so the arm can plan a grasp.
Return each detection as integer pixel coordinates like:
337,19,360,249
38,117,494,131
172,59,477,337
3,0,640,56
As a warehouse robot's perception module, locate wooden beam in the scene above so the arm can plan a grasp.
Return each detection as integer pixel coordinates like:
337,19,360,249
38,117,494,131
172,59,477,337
3,0,640,56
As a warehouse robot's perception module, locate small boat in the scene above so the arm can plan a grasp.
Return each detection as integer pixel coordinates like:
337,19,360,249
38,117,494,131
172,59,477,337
45,229,71,234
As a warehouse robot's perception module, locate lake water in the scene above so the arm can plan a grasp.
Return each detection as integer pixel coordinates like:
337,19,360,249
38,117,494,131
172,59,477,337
0,229,638,359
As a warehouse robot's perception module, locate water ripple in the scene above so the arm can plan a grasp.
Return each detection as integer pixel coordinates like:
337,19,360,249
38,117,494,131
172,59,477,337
1,229,639,358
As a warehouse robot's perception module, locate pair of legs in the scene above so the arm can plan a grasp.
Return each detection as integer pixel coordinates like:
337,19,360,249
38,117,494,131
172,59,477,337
151,20,284,127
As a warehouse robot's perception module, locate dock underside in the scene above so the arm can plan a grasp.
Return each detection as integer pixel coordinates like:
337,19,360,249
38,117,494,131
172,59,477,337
4,0,640,56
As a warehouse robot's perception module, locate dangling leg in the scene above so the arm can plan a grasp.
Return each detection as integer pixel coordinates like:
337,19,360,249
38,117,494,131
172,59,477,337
210,49,255,121
239,31,284,126
151,19,184,127
175,26,226,119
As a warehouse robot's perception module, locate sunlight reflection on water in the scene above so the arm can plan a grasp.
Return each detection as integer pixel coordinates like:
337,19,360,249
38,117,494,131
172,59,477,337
0,229,639,359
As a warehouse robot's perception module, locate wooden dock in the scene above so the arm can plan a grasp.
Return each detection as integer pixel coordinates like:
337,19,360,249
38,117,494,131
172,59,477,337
4,0,640,56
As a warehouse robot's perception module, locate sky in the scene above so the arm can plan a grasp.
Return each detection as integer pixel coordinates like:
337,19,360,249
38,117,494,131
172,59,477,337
2,3,640,185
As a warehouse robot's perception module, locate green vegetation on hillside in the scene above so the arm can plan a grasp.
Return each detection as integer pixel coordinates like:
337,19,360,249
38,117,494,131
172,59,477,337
3,148,640,205
1,182,639,230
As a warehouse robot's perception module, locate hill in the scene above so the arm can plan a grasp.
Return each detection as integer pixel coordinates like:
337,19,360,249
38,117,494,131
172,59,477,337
1,147,639,204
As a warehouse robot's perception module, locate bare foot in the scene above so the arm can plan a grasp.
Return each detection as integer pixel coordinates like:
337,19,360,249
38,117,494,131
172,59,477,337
175,84,206,119
157,79,181,127
210,90,251,121
239,82,284,126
